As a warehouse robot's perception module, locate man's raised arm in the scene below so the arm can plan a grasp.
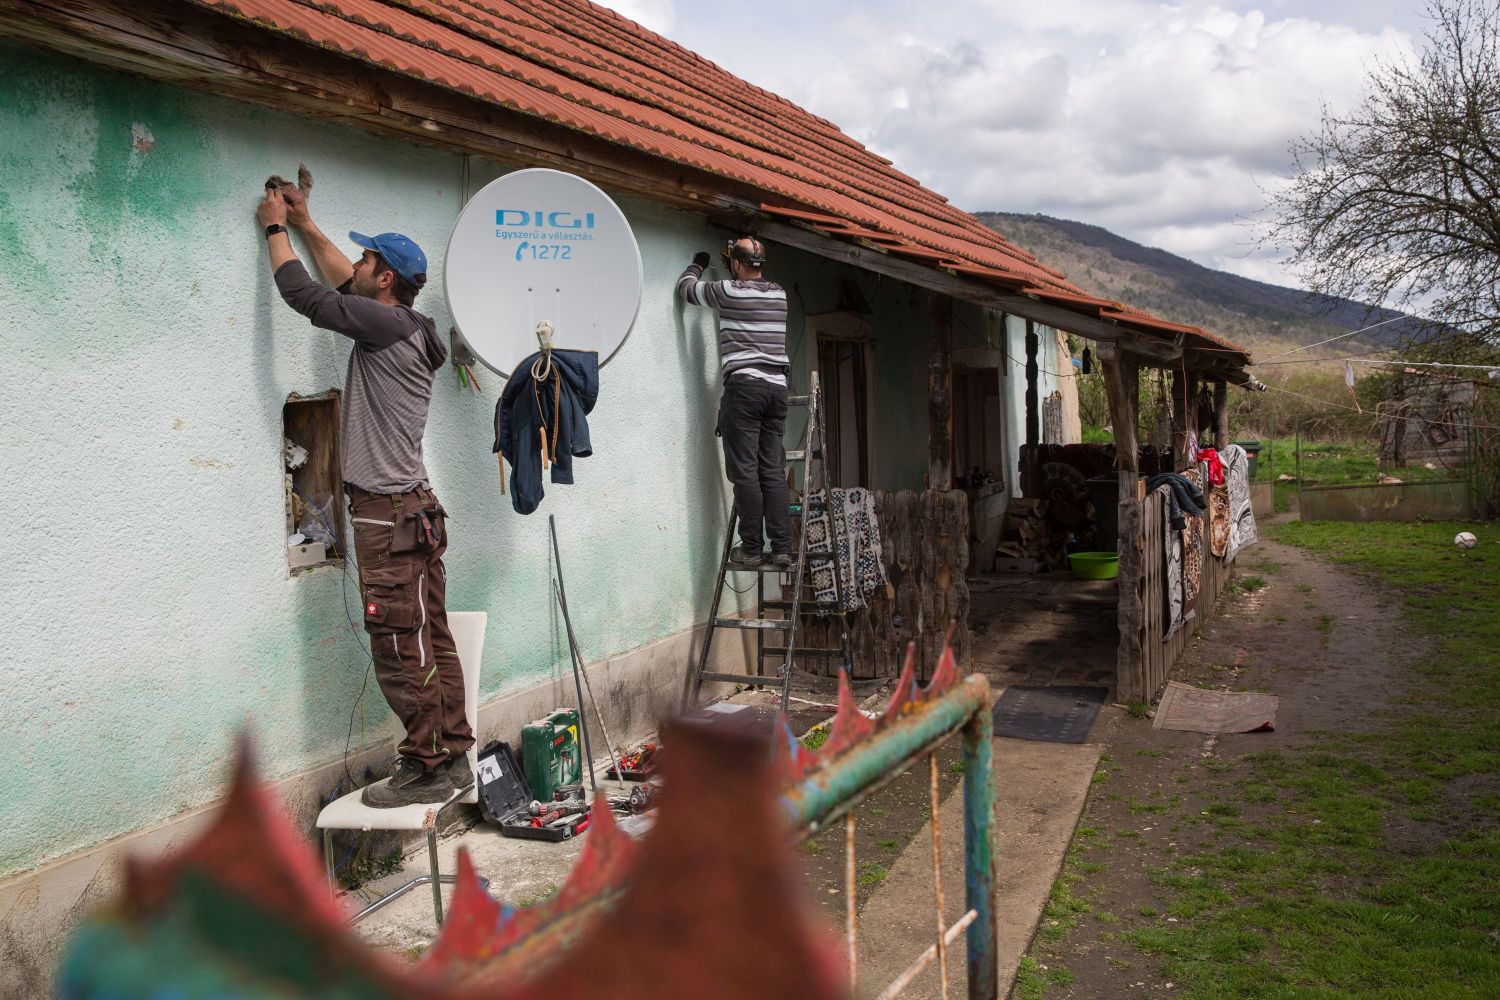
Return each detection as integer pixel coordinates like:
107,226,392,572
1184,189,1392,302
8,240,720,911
677,251,718,307
281,184,355,288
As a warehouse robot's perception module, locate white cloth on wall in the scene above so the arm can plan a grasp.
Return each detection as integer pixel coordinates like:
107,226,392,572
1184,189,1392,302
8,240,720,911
1223,444,1259,561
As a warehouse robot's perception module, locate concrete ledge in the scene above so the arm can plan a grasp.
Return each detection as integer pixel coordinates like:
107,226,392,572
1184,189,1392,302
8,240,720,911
0,621,749,1000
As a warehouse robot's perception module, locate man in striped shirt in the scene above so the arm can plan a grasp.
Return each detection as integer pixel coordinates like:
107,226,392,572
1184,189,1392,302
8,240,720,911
677,237,793,570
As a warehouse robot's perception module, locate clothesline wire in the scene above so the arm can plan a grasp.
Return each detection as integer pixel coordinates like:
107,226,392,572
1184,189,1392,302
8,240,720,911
1251,316,1408,365
1253,344,1402,365
1345,363,1500,392
1246,380,1500,431
1198,312,1492,362
1348,359,1500,372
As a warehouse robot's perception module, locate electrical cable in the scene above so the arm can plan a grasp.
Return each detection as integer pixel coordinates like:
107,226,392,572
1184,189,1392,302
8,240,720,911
789,282,808,370
951,312,1083,380
294,490,378,880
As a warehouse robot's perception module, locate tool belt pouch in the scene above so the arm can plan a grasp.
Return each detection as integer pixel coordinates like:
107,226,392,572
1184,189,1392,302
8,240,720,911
389,502,446,554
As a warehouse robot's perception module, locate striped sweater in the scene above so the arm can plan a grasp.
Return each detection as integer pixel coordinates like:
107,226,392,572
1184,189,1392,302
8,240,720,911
275,260,447,493
676,263,789,385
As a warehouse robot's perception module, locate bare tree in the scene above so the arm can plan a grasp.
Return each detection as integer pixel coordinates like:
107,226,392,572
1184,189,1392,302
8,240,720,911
1269,0,1500,338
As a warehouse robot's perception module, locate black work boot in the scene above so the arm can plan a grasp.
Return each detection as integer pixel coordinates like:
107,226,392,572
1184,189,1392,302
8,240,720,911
770,552,795,570
361,756,450,808
444,754,474,793
728,544,765,569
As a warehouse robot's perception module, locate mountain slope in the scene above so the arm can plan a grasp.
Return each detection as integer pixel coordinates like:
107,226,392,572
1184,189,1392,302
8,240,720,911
979,213,1422,357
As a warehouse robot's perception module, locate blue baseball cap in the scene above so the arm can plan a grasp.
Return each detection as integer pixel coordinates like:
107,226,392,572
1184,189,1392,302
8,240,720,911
349,231,427,286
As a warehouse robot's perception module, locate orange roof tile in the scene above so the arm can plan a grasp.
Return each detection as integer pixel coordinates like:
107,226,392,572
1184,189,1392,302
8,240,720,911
190,0,1249,363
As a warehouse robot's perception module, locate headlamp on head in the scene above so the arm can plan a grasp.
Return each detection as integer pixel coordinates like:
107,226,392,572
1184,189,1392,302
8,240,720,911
722,236,766,270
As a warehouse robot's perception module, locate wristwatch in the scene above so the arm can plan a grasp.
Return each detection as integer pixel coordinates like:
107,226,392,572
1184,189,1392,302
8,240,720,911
264,224,289,238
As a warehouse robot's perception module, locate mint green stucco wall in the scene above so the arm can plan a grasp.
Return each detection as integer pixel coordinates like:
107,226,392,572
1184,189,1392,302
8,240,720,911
0,43,868,878
763,249,932,493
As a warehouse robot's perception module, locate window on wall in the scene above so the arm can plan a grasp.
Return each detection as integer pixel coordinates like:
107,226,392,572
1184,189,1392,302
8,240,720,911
282,392,346,573
818,336,870,488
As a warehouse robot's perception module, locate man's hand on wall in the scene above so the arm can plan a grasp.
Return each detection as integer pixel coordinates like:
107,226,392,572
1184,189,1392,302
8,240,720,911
257,187,288,227
692,251,711,269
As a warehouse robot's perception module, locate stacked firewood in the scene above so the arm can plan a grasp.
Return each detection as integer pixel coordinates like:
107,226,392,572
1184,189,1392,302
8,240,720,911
995,498,1047,560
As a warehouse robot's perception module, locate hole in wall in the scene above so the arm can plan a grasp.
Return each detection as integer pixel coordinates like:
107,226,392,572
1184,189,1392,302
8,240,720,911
283,391,346,573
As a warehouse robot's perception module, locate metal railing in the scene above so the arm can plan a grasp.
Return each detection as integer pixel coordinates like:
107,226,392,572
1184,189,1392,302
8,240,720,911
783,672,995,999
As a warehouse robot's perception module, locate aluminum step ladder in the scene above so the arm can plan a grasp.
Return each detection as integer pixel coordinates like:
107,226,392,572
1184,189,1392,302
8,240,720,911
689,370,855,714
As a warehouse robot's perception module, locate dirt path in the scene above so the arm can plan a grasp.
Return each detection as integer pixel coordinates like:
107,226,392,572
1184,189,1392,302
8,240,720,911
1021,518,1426,997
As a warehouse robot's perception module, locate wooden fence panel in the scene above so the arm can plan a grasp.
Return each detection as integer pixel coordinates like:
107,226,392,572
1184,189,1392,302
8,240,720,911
1130,467,1235,701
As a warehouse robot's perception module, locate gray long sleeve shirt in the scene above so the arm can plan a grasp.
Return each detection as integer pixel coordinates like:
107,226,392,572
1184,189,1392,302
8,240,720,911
676,263,789,384
274,260,448,493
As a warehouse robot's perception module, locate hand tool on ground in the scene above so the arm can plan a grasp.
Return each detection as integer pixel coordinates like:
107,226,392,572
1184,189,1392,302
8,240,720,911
548,515,600,792
548,515,625,785
553,579,625,787
627,782,659,814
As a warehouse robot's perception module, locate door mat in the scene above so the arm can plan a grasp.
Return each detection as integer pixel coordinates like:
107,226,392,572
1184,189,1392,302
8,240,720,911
1153,681,1277,734
992,685,1109,743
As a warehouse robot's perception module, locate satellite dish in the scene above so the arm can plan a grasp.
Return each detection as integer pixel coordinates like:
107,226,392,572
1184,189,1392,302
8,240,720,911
444,168,643,376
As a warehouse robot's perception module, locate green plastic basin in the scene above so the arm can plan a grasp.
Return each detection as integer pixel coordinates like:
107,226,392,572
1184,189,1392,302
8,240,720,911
1068,551,1119,580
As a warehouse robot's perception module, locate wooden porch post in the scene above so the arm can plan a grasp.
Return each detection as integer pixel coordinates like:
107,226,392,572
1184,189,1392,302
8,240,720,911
1024,319,1039,447
1213,379,1229,450
1169,367,1198,469
928,295,953,489
1099,345,1145,703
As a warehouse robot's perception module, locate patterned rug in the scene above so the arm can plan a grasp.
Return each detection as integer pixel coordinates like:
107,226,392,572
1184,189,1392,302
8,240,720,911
804,487,888,611
1182,467,1205,618
1209,479,1231,558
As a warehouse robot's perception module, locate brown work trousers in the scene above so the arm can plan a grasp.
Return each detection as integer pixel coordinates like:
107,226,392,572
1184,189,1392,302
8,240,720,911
348,485,474,771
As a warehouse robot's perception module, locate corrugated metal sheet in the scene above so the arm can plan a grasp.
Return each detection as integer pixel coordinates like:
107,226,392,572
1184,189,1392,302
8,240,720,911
189,0,1250,363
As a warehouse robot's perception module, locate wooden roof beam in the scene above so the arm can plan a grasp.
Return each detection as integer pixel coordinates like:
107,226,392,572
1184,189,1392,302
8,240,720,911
717,214,1190,366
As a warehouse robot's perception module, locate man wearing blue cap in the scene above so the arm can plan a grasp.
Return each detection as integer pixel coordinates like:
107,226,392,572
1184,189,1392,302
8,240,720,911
258,184,473,808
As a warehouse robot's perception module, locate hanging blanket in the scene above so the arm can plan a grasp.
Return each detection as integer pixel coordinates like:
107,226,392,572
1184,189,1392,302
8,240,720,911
1209,478,1231,558
1157,484,1193,639
804,487,888,611
1181,468,1205,620
1223,444,1259,561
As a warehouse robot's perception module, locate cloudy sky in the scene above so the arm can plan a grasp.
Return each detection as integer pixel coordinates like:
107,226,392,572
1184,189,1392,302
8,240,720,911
595,1,1430,290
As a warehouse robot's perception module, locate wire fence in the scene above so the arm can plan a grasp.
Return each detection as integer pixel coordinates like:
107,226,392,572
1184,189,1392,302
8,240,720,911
1270,393,1491,519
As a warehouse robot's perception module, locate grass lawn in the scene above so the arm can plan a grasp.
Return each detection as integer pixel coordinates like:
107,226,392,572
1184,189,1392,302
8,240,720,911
1037,520,1500,998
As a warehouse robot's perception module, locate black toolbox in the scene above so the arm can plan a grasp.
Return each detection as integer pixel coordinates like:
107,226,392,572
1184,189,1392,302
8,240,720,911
475,740,587,842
